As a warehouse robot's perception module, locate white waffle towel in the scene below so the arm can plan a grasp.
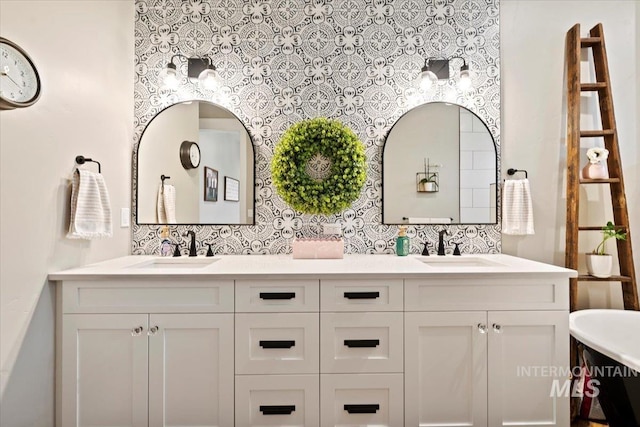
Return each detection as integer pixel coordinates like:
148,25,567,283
502,179,534,235
67,169,112,239
157,183,176,223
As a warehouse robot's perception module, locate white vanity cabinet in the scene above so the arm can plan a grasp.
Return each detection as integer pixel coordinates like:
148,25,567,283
52,254,574,427
56,279,235,427
404,278,570,427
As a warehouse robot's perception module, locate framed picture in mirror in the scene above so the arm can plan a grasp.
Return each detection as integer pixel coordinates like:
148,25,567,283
204,167,218,202
224,177,240,202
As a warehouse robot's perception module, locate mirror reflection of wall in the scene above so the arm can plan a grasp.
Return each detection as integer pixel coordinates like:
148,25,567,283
383,102,497,225
137,101,254,225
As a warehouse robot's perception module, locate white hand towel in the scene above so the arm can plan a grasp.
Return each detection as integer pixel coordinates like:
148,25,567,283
157,183,176,224
67,169,112,239
502,179,535,235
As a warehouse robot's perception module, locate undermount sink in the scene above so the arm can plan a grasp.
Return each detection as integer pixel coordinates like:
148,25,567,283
416,257,506,268
129,257,219,269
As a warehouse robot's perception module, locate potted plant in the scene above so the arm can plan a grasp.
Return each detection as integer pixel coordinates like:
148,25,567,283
586,221,627,278
419,173,438,192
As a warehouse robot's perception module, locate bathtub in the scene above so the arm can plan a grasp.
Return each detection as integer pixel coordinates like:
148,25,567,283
570,309,640,427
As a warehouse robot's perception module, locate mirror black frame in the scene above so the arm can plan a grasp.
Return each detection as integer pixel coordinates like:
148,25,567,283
135,100,256,226
381,101,499,225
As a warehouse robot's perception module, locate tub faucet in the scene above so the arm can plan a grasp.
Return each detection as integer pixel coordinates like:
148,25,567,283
437,230,450,256
183,231,197,257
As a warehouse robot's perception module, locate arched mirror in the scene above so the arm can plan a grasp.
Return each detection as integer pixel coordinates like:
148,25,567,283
136,101,255,225
383,102,497,224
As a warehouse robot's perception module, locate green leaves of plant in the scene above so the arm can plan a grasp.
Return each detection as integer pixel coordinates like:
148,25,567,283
593,221,627,255
271,117,367,215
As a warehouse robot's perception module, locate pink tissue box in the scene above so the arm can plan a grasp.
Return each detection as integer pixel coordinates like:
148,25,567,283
292,237,344,259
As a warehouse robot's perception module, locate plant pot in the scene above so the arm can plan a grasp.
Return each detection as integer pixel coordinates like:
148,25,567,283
582,162,609,180
586,253,613,278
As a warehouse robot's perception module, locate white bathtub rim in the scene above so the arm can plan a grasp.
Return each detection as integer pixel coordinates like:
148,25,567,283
569,309,640,373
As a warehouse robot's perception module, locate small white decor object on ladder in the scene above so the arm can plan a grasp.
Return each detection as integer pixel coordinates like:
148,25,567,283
581,147,609,180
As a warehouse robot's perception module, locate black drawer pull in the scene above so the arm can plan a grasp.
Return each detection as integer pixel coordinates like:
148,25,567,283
344,404,380,414
344,339,380,348
260,292,296,300
344,291,380,299
260,405,296,415
259,340,295,349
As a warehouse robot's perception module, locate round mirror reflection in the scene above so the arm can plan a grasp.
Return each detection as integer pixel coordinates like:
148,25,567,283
136,101,255,225
382,102,497,225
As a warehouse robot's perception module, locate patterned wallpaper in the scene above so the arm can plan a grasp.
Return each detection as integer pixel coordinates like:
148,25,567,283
132,0,501,255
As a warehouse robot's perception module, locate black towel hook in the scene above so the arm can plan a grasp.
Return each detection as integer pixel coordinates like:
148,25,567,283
161,174,171,182
507,168,528,179
75,155,101,173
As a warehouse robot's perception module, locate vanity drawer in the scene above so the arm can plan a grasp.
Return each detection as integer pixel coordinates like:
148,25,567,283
236,279,319,312
404,278,569,311
320,373,403,427
320,312,403,373
235,313,319,374
236,374,319,427
61,280,234,313
320,279,403,312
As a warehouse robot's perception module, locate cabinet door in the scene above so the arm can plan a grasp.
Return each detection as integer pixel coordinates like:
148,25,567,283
488,311,569,427
148,313,234,427
60,314,149,427
405,312,488,427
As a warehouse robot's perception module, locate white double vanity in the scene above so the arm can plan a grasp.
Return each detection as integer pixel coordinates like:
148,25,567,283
50,254,576,427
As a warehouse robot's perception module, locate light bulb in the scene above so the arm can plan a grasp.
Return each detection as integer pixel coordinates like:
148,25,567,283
458,64,472,91
159,63,179,90
199,67,220,91
419,67,438,91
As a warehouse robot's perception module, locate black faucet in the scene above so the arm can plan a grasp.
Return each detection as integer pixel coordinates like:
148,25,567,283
437,230,450,256
183,231,197,257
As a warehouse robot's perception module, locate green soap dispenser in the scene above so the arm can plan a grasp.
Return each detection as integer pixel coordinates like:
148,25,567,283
396,225,410,256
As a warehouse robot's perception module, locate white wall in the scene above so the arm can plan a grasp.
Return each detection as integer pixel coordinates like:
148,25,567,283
384,104,460,223
501,1,639,309
198,128,241,223
0,1,133,425
138,102,200,223
459,110,496,223
199,117,254,224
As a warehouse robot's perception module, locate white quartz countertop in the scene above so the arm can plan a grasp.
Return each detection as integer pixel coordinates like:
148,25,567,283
49,254,577,281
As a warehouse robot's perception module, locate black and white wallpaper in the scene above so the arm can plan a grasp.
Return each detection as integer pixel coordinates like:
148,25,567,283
132,0,501,255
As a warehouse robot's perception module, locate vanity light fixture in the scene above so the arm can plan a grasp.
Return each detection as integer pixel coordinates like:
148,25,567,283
159,54,220,91
418,57,472,91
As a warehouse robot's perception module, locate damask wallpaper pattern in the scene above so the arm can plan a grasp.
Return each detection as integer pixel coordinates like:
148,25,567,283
132,0,501,255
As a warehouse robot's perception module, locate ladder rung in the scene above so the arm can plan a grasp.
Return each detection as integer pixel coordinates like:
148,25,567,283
581,37,602,47
580,83,607,91
577,275,633,282
580,129,614,137
578,225,628,231
580,178,621,184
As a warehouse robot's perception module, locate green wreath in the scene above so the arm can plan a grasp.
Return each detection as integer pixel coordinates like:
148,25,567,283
271,118,367,215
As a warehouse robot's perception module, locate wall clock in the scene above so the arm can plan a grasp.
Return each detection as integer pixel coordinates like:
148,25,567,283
0,37,41,110
179,140,201,169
